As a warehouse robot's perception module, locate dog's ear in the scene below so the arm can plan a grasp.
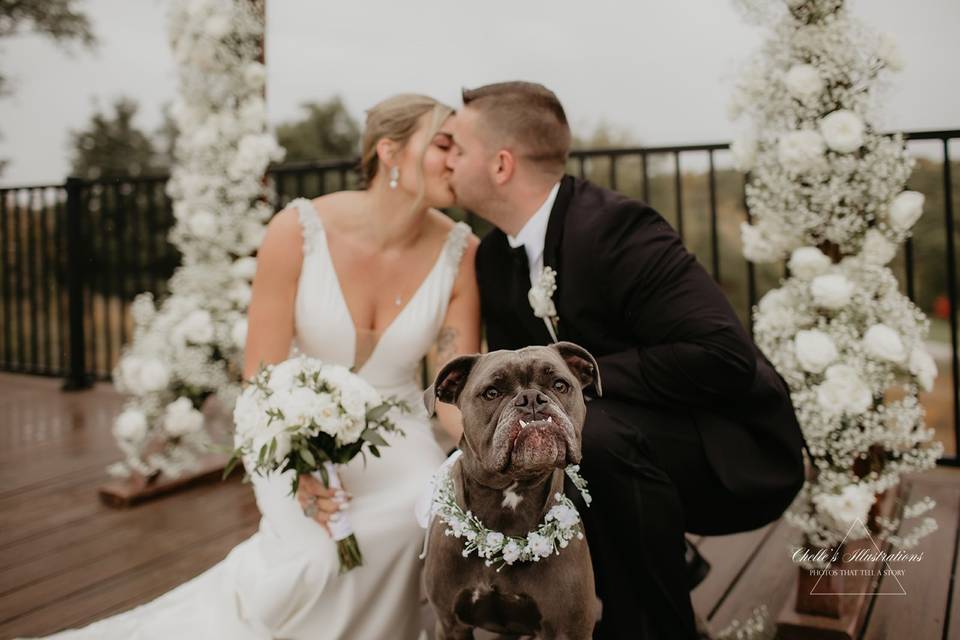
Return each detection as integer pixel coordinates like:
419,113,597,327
423,354,481,416
552,341,602,397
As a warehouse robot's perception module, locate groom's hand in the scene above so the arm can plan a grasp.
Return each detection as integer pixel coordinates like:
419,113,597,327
295,474,351,536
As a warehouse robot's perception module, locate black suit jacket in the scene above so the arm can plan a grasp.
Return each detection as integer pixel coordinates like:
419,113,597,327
476,175,808,498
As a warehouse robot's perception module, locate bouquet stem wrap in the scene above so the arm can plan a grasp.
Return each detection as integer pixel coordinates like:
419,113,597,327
313,461,362,573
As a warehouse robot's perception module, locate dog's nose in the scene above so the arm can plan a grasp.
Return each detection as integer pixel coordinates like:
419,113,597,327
514,390,549,418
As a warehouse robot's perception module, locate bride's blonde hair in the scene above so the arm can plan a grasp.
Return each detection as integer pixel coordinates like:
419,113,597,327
359,94,454,206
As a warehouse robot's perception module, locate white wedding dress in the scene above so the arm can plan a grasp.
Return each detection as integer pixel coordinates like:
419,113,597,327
26,198,470,640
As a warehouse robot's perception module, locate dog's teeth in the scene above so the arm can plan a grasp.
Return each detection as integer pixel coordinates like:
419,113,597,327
520,419,528,428
546,416,553,423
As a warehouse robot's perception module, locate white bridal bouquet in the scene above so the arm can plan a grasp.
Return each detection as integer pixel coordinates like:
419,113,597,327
226,354,408,572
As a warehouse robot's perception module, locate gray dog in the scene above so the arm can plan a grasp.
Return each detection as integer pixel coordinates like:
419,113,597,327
422,341,604,640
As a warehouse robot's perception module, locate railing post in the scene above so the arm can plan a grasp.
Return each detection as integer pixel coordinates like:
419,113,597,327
62,177,93,391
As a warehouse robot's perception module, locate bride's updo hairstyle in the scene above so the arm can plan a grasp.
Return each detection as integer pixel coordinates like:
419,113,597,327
359,94,454,205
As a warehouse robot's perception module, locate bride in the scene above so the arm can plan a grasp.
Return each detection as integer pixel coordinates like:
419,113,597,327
28,94,481,640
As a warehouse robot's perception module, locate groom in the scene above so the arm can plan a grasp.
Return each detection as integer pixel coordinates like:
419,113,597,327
444,81,808,639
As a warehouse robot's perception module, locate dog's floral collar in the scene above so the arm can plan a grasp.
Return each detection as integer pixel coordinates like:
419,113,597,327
425,450,592,572
528,265,559,342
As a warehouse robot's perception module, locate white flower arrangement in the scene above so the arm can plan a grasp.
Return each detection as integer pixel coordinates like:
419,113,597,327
732,0,942,566
229,354,408,572
426,451,592,572
731,0,921,261
751,255,942,556
528,265,559,342
107,0,285,481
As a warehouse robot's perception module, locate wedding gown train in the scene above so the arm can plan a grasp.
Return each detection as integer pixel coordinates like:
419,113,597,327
25,198,470,640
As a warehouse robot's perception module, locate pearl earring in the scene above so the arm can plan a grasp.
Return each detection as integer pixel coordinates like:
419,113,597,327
389,166,399,189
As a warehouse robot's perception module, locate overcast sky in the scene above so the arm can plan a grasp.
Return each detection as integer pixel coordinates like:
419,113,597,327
1,0,957,186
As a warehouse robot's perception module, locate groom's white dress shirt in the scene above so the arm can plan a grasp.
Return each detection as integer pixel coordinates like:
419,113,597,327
505,181,561,285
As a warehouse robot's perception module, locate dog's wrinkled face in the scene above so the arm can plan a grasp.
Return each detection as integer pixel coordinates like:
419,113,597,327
424,342,602,481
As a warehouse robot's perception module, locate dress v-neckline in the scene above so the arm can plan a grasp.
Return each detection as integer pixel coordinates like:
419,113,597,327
305,201,453,373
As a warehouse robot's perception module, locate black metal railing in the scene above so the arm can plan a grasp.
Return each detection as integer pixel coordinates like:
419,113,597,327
1,129,956,464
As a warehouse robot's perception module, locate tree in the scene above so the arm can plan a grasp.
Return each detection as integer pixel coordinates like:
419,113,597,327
275,96,360,163
64,97,177,308
68,96,159,179
0,0,97,176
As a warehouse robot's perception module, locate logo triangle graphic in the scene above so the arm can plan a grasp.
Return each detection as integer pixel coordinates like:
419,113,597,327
808,518,907,596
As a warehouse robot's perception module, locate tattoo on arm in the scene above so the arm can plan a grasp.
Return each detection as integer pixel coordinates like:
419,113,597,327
436,326,459,365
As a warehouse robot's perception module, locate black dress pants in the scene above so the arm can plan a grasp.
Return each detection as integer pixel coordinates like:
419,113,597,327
574,396,799,639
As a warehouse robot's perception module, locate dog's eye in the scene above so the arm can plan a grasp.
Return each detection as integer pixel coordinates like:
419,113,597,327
482,387,501,401
553,379,570,394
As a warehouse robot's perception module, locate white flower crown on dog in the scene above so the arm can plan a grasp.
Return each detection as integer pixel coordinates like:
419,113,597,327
425,450,592,572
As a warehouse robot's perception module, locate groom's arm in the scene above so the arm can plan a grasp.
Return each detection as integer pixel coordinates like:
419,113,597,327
590,200,757,408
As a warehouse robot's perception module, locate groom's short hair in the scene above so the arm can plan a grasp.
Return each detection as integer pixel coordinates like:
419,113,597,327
461,81,571,177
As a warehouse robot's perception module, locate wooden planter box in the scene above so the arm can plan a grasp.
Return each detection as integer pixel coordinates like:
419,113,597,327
98,394,235,508
776,483,902,639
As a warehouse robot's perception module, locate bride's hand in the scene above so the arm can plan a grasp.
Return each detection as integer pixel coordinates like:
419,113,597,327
296,473,351,536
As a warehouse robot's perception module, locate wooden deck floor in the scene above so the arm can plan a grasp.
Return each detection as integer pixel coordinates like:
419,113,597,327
1,372,958,639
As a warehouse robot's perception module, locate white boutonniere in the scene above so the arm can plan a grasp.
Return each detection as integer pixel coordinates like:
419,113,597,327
528,265,559,342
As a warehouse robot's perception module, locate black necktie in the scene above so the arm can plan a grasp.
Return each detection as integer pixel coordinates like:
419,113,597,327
509,245,529,282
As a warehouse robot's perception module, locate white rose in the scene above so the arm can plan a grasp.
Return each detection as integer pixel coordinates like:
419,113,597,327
758,287,792,313
313,392,343,437
241,219,267,251
788,246,832,280
117,355,144,393
908,347,937,392
321,364,380,408
484,531,505,551
275,386,322,428
816,364,873,415
784,64,824,101
204,13,232,39
876,32,904,72
810,274,854,309
231,257,258,280
778,130,826,173
231,318,248,348
239,98,267,133
863,324,906,363
731,131,758,172
163,397,205,437
337,414,366,445
177,309,215,344
188,211,218,238
794,330,838,374
502,540,523,564
228,282,252,306
754,305,799,337
243,62,266,89
526,532,554,559
266,359,301,393
190,121,219,150
138,358,170,392
886,191,924,232
130,293,156,325
215,113,240,140
740,222,782,263
818,110,865,153
251,419,292,465
547,504,580,528
233,391,268,441
813,485,875,535
228,134,285,181
114,408,149,442
860,229,897,265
